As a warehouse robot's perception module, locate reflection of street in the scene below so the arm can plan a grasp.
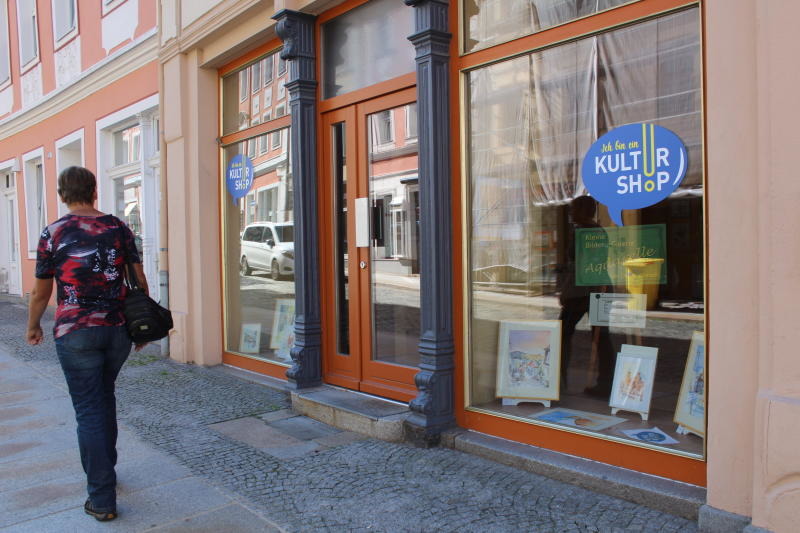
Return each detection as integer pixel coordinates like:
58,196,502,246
240,273,295,293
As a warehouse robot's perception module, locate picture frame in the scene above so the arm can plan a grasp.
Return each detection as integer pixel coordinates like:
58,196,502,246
270,298,295,361
495,320,561,401
674,331,706,437
609,344,658,420
239,323,262,354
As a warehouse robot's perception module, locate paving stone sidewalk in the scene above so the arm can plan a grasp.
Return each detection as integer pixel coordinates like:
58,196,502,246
0,295,697,532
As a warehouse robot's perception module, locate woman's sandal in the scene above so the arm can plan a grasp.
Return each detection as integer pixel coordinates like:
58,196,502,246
84,499,117,521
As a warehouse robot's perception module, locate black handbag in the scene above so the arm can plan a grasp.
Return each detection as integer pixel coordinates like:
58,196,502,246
122,261,173,344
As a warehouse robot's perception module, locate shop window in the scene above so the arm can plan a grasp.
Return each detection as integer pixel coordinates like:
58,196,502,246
23,155,46,255
52,0,77,44
114,124,141,166
465,8,705,456
221,128,295,365
222,49,287,136
0,1,10,86
463,0,634,53
321,0,415,99
16,0,39,68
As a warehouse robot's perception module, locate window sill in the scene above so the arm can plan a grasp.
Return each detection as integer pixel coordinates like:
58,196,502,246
53,31,79,53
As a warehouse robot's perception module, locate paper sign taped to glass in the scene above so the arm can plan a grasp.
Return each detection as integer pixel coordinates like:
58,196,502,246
589,293,647,329
575,224,667,287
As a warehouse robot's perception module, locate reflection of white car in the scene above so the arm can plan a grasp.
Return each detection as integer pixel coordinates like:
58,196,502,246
240,222,294,280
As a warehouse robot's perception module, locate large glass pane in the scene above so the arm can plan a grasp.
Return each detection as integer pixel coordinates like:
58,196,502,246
368,105,420,366
114,174,143,256
322,0,415,99
463,0,635,54
222,127,296,363
332,122,350,355
466,8,704,455
221,50,288,136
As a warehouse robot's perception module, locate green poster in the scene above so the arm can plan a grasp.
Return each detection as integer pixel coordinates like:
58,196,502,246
575,224,667,286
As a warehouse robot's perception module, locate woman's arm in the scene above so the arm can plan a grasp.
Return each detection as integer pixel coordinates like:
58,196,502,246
132,263,149,296
26,278,54,345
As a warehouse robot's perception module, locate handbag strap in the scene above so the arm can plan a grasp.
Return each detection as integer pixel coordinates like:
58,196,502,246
119,222,140,291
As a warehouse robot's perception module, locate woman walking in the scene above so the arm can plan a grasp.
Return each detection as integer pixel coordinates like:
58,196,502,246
26,166,147,522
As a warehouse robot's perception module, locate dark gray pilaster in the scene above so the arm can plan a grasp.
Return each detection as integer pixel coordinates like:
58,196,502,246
273,10,321,389
404,0,455,446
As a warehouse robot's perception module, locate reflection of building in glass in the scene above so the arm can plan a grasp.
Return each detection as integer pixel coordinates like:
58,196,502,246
369,103,419,275
235,51,293,229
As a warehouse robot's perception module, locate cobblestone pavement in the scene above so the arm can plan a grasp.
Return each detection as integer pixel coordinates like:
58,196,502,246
0,296,698,532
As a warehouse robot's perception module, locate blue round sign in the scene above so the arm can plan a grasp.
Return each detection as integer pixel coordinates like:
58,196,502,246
581,123,687,226
226,154,254,205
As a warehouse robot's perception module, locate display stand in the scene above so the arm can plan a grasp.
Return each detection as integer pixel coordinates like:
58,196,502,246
675,424,702,438
611,407,648,421
502,398,551,408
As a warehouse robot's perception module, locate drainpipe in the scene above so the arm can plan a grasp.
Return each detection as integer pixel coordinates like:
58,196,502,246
156,82,169,358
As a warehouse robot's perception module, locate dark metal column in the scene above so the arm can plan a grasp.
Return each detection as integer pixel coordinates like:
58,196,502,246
404,0,455,446
273,10,321,389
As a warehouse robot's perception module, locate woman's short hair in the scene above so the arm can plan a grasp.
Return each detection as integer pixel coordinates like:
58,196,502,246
58,166,96,206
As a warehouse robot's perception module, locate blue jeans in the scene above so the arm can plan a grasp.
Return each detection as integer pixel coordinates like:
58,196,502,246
55,325,131,512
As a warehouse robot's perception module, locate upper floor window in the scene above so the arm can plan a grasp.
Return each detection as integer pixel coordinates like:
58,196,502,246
0,1,10,86
263,54,274,85
239,69,248,101
16,0,39,68
114,124,141,166
52,0,77,44
277,56,286,76
251,61,261,93
102,0,127,16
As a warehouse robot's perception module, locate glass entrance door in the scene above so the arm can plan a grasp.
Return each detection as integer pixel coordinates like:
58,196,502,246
321,89,421,401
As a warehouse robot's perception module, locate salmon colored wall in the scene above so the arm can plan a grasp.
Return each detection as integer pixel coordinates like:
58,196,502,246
136,0,157,38
1,61,157,296
36,0,55,94
80,0,105,68
5,0,21,115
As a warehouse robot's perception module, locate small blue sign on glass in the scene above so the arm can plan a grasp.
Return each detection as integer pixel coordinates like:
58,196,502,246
581,123,688,226
226,154,254,205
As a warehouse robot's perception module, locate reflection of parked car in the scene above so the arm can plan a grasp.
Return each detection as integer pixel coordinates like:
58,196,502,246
240,222,294,280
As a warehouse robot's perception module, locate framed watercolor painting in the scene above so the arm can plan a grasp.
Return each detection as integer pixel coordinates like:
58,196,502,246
270,298,295,361
495,320,561,401
674,331,706,437
609,344,658,420
239,323,262,354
